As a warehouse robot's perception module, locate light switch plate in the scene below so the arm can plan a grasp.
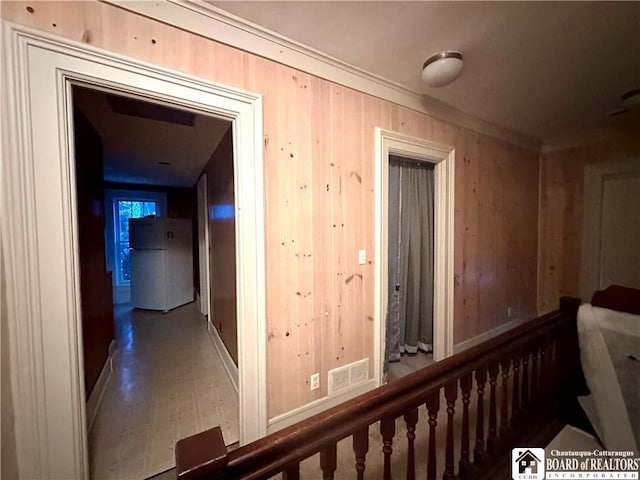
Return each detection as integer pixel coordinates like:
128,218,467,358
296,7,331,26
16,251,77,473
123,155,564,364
358,249,366,265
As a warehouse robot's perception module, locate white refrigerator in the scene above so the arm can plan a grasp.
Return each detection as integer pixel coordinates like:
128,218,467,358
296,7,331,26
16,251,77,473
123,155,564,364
129,217,194,312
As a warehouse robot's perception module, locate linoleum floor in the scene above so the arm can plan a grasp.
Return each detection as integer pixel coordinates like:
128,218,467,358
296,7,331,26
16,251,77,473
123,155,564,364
89,302,238,480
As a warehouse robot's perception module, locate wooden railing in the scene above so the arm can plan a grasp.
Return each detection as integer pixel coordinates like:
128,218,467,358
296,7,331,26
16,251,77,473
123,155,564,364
176,297,585,480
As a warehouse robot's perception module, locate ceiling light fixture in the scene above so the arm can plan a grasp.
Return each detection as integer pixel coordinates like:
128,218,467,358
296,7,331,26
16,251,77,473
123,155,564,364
621,89,640,111
421,51,464,88
607,89,640,117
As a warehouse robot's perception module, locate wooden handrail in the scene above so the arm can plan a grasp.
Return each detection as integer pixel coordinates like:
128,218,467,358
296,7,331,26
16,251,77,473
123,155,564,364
177,297,582,480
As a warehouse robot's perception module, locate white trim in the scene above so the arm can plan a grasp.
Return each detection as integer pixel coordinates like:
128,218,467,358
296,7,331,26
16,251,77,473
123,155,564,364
103,0,540,153
541,124,639,154
1,22,267,479
267,379,377,434
580,158,640,301
373,128,455,387
86,341,115,432
452,317,530,354
195,290,202,312
196,173,211,317
207,320,239,394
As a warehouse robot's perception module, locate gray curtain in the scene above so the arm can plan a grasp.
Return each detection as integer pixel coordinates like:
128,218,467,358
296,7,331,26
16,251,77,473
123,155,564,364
386,156,434,364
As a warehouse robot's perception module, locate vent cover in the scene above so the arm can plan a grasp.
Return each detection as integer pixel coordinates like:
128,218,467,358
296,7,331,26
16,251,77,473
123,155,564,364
328,358,369,395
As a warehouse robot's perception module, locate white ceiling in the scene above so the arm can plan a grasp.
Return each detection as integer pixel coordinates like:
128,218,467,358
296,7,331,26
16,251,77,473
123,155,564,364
73,87,230,187
212,1,640,143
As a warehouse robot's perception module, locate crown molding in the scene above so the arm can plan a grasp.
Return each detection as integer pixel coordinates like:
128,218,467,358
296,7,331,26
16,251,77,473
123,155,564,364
102,0,541,152
541,130,614,154
541,118,640,154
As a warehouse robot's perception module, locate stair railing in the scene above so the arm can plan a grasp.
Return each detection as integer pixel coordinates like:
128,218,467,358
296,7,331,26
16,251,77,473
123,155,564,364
176,297,583,480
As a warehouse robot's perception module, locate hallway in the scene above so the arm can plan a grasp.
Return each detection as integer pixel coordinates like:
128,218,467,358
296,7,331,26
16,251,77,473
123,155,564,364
89,302,238,479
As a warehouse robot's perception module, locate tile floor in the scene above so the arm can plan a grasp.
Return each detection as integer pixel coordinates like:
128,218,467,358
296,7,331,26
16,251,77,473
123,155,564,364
89,302,238,480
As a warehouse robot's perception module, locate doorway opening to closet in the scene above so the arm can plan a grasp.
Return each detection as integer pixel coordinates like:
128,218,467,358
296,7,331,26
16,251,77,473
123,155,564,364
373,128,455,387
385,156,435,381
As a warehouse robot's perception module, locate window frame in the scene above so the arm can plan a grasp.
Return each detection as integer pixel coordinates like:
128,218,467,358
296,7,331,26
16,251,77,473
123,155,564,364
114,198,159,284
104,189,167,287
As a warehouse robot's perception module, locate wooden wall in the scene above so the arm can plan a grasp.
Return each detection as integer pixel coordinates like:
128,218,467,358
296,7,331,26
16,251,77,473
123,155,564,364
537,132,640,313
203,128,238,363
2,1,540,419
73,107,115,397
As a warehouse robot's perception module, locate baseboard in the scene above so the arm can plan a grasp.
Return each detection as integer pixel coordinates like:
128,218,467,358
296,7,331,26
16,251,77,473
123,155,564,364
206,320,239,394
453,317,530,354
195,291,207,316
108,339,117,357
267,379,377,434
87,340,116,432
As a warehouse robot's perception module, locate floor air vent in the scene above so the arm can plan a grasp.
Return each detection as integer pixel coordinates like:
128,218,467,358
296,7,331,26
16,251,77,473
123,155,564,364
328,358,369,395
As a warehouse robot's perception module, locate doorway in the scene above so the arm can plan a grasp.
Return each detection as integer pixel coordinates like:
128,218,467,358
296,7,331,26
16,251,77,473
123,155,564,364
581,158,640,300
373,128,455,386
2,25,266,479
72,85,239,478
385,156,436,381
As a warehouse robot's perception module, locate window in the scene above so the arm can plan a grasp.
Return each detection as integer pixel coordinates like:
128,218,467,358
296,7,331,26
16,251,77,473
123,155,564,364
115,200,157,284
104,189,167,289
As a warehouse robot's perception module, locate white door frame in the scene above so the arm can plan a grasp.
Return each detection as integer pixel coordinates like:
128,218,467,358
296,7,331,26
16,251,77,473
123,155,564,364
1,22,267,479
581,157,640,301
373,128,455,385
197,173,212,318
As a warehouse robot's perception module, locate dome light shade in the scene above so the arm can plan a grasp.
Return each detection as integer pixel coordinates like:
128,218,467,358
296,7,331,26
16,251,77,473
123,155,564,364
621,89,640,110
422,51,463,87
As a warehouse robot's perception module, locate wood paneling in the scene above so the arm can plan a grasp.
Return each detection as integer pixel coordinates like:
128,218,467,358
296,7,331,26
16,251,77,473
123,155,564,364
2,1,540,418
73,106,114,397
204,128,238,363
537,133,640,313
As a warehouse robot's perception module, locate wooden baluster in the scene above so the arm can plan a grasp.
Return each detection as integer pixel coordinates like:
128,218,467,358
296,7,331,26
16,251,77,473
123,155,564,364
521,347,530,417
538,338,549,416
403,409,418,480
459,373,472,478
548,336,561,414
499,358,511,438
473,366,487,465
443,381,458,480
530,342,540,408
320,443,337,480
425,391,440,480
353,427,369,480
380,416,396,480
487,362,499,453
550,337,559,387
510,354,521,429
282,463,300,480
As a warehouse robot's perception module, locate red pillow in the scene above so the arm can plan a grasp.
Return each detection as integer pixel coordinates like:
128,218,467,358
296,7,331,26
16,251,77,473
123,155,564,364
591,285,640,315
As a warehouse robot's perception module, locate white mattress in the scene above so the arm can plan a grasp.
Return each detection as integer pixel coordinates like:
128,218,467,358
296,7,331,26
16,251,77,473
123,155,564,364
577,304,640,454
